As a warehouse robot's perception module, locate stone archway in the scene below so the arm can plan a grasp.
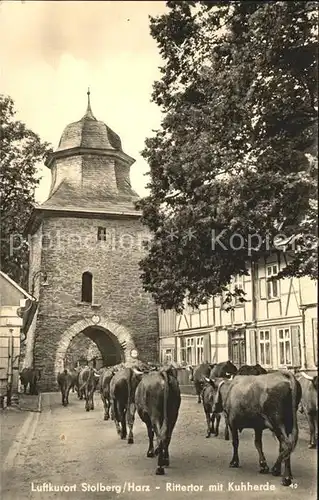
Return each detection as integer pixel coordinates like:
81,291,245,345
54,317,136,378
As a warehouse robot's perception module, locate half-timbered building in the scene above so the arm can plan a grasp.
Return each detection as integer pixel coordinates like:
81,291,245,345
159,252,317,370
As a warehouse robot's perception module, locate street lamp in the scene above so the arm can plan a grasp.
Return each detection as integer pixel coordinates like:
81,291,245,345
31,270,48,297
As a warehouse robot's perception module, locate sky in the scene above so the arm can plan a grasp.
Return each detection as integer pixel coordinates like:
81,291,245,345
0,0,167,202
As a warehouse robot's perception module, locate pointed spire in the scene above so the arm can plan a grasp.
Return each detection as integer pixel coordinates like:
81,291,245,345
83,87,96,120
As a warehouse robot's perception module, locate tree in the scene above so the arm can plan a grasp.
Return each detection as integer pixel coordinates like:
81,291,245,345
137,1,318,312
0,95,52,287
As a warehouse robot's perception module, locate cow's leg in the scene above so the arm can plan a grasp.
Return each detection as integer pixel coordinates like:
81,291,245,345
254,428,269,473
90,390,94,410
85,388,90,411
65,387,71,405
101,392,109,420
112,399,121,435
307,412,316,449
120,409,127,440
24,384,27,394
229,425,239,468
162,433,171,467
127,402,135,444
214,413,221,437
144,416,155,457
195,382,201,403
282,455,293,487
205,408,212,438
224,416,230,441
155,440,165,475
271,426,291,482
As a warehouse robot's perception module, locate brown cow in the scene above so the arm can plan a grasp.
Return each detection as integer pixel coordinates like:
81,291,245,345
20,367,41,395
78,366,100,411
187,361,237,404
236,364,267,375
135,365,181,475
296,372,318,448
109,367,145,443
57,369,73,406
212,371,301,486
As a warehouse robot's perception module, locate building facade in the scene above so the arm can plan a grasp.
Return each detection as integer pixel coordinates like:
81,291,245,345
0,271,36,405
24,94,158,391
159,252,318,371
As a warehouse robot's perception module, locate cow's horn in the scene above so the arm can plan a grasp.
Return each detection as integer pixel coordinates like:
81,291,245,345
300,371,313,381
132,368,144,375
204,376,211,382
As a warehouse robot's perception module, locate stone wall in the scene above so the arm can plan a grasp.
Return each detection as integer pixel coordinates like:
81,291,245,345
31,215,158,390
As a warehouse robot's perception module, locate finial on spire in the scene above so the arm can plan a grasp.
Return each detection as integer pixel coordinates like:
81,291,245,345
84,86,96,120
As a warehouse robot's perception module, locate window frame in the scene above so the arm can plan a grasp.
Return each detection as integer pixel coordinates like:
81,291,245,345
258,329,271,367
232,274,245,307
97,227,107,241
266,264,279,300
277,327,293,367
180,335,204,365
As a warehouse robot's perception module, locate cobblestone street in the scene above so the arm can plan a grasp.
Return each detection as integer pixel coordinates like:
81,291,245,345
1,392,317,500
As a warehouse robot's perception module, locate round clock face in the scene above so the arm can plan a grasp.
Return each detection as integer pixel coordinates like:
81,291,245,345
130,349,138,359
92,315,100,324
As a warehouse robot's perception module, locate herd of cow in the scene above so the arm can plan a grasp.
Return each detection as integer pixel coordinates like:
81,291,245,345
20,360,317,486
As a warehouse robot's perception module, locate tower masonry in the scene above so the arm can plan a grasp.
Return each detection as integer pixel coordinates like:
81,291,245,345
25,93,159,390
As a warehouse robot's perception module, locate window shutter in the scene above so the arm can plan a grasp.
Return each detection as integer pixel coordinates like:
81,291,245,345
249,329,257,365
291,325,301,367
203,333,211,363
259,278,267,299
312,319,317,366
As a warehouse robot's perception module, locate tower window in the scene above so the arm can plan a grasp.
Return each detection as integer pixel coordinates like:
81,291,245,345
97,227,107,241
81,272,93,303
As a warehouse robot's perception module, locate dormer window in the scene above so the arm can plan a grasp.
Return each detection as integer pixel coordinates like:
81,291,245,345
97,227,107,241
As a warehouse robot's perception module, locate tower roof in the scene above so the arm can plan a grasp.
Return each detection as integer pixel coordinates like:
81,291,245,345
56,89,122,152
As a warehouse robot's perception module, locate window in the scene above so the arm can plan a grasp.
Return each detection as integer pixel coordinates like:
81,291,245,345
97,227,107,241
266,265,279,299
81,272,93,303
258,330,271,366
278,328,292,366
162,349,173,364
233,275,244,305
180,336,204,365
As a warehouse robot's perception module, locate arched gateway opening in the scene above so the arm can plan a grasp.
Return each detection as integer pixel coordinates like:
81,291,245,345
54,317,136,379
65,327,123,369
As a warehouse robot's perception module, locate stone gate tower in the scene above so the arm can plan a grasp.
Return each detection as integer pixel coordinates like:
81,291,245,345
25,93,159,391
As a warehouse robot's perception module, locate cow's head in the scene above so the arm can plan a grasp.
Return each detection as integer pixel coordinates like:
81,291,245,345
224,360,238,377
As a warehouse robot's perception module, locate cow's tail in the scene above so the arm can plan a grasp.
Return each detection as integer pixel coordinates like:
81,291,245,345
284,371,299,452
159,371,170,442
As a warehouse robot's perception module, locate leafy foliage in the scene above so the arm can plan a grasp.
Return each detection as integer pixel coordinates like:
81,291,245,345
137,1,318,312
0,95,52,287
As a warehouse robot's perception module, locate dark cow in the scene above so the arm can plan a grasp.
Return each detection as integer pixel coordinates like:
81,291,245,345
187,363,215,403
236,364,267,375
110,366,145,443
78,366,100,411
100,368,115,421
135,365,181,475
20,367,41,395
296,372,318,448
57,369,73,406
209,360,238,378
188,361,237,404
201,378,230,440
212,371,301,486
69,367,81,393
